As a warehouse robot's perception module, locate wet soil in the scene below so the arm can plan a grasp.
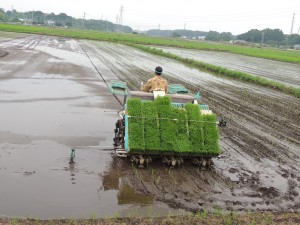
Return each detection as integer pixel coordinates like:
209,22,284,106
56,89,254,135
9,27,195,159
82,40,300,213
0,35,299,218
0,50,8,58
0,31,28,42
155,46,300,88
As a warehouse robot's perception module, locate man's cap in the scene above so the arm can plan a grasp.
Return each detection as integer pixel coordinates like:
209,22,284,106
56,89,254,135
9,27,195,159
155,66,163,75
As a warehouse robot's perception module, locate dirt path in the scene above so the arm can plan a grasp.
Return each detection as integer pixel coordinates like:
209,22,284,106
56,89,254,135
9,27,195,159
83,40,300,212
155,46,300,88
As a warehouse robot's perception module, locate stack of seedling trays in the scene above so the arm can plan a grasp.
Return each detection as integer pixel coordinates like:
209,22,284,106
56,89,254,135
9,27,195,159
126,96,220,157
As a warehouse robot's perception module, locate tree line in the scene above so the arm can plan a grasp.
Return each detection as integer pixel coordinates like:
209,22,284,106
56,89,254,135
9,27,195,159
146,28,300,47
237,28,300,47
0,8,133,33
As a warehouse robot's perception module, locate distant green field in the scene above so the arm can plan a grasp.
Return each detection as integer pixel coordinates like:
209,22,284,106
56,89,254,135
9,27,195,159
1,23,300,64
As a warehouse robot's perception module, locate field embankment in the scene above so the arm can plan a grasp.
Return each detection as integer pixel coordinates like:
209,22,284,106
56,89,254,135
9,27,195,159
0,212,299,225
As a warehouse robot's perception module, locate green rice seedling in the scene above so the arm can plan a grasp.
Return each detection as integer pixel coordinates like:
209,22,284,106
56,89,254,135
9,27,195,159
141,100,160,151
174,108,191,153
200,114,220,155
185,103,204,152
127,98,145,152
154,96,177,152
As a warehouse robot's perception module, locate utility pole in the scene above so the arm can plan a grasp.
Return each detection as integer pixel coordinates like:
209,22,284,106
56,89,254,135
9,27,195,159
32,10,34,24
298,26,300,35
83,12,86,29
260,32,264,47
11,5,13,20
119,5,124,32
290,13,295,34
116,15,119,32
158,24,160,30
106,18,108,31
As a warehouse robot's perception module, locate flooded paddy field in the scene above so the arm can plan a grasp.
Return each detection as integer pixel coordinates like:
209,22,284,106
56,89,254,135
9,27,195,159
155,46,300,88
0,35,299,218
0,35,186,219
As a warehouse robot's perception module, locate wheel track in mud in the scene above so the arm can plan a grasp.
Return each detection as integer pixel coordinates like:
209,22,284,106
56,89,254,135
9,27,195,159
79,42,123,106
0,35,40,51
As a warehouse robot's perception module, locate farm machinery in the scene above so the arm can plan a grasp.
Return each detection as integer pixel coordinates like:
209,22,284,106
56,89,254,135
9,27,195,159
109,81,226,168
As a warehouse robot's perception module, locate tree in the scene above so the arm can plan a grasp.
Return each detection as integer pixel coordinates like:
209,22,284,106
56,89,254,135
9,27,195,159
237,28,284,45
287,34,300,46
0,8,5,21
34,11,44,24
237,29,261,42
262,28,284,42
205,31,233,41
205,31,220,41
172,32,181,37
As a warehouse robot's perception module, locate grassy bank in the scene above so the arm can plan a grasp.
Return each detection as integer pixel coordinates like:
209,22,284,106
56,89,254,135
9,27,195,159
1,23,300,64
0,212,299,225
129,44,300,98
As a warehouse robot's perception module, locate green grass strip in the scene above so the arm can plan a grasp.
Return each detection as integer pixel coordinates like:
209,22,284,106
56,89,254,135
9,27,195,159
127,44,300,99
127,98,145,152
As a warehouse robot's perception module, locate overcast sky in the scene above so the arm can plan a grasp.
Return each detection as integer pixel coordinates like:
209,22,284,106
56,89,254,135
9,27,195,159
1,0,300,34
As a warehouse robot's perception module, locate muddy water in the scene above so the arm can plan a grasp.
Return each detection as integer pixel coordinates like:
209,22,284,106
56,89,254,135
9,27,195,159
0,36,187,219
83,40,300,212
155,46,300,88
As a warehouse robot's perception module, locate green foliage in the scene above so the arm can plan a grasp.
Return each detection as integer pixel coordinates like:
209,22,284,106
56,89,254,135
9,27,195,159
237,28,284,43
127,98,145,152
205,30,233,41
